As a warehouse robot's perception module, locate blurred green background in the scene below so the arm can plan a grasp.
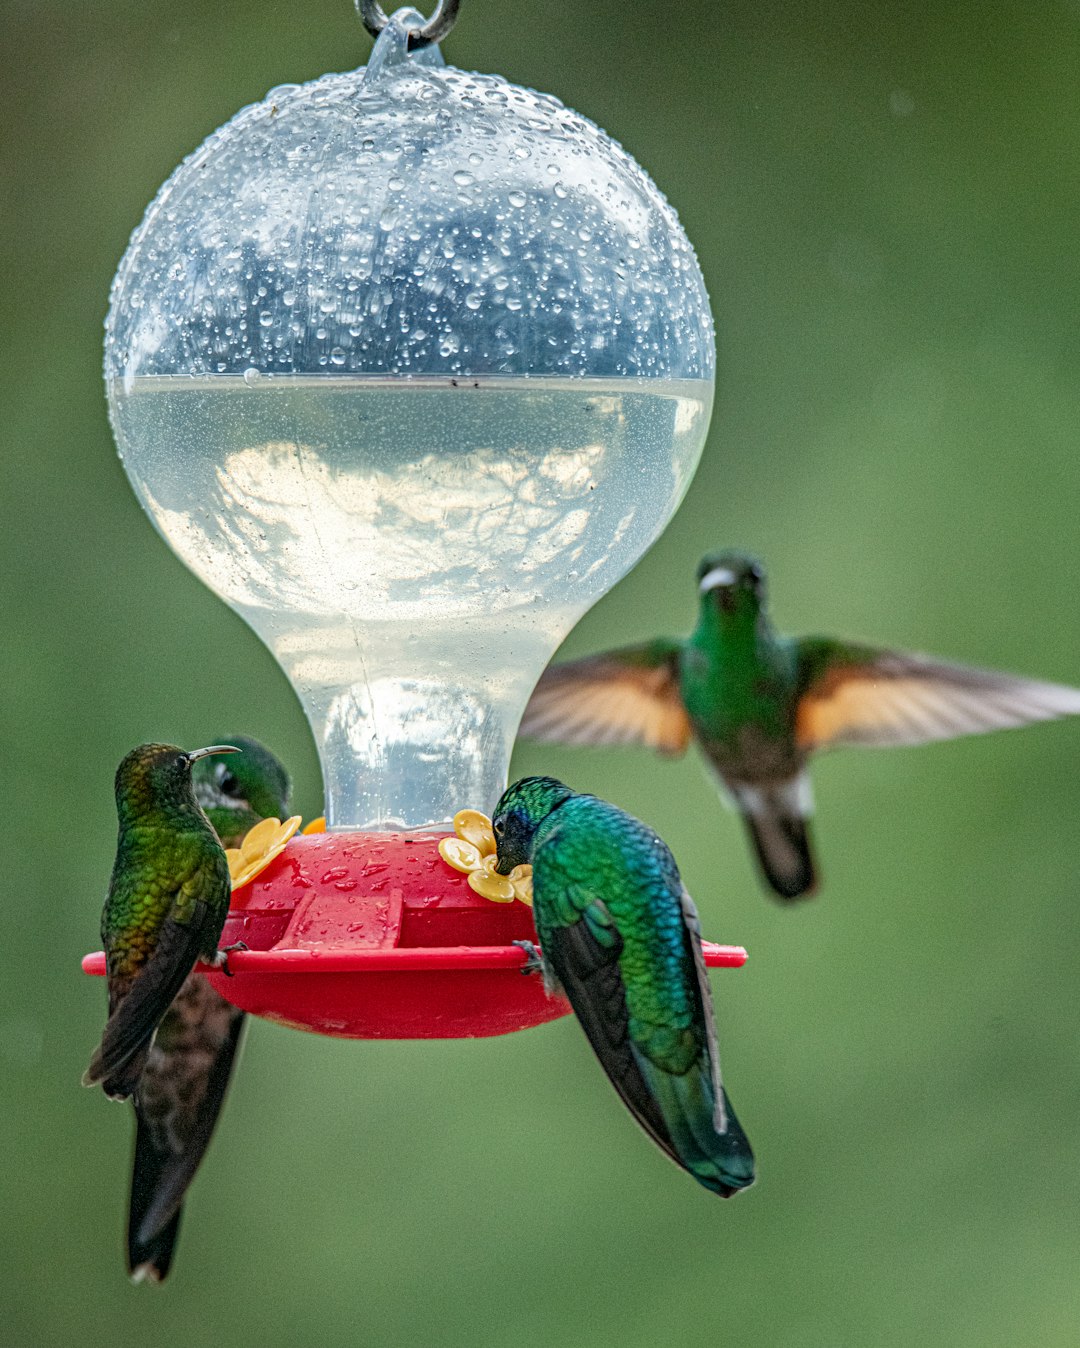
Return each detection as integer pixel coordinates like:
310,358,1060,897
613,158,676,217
5,0,1080,1343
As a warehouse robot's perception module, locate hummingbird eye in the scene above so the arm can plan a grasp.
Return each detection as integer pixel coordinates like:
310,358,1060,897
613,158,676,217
214,762,241,797
493,819,505,836
747,564,763,585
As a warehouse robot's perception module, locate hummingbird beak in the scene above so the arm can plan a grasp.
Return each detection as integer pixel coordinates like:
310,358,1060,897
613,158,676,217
186,744,241,762
699,566,737,594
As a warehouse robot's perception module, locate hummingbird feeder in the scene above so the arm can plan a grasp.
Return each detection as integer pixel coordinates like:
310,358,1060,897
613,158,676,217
88,0,744,1037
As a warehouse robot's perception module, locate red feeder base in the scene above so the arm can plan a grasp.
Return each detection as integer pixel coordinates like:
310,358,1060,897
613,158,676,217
82,831,747,1039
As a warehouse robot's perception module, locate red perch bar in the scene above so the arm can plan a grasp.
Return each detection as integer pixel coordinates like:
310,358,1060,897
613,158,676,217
82,831,747,1040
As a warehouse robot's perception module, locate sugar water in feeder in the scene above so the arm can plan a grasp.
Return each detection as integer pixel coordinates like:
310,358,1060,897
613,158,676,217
92,3,743,1037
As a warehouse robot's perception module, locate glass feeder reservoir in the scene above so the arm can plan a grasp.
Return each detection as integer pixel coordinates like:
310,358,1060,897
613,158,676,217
104,6,715,832
92,6,738,1039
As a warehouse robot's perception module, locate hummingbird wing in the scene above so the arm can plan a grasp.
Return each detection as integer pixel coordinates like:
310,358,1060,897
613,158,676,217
541,902,681,1163
533,834,754,1196
83,904,218,1099
128,979,246,1282
794,638,1080,750
676,884,726,1128
519,640,691,754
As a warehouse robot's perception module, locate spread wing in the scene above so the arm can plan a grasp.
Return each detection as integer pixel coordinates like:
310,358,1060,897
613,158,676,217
519,641,691,755
795,638,1080,751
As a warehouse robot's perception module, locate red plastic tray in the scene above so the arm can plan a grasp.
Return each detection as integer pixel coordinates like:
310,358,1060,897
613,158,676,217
82,831,747,1040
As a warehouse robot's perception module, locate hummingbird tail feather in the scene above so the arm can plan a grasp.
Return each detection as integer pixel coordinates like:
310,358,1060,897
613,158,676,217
129,986,247,1274
128,1206,182,1285
639,1060,756,1197
735,777,817,901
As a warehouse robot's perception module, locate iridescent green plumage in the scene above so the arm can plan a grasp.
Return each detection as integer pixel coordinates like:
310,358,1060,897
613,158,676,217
523,550,1080,900
127,736,290,1284
84,744,237,1102
493,776,755,1198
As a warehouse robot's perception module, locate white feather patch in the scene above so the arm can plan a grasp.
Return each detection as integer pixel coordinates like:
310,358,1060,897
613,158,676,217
698,566,737,593
731,775,813,819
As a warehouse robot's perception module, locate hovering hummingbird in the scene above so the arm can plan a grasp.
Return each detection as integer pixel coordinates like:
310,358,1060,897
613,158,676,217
520,551,1080,900
125,736,291,1284
492,776,755,1198
83,743,239,1101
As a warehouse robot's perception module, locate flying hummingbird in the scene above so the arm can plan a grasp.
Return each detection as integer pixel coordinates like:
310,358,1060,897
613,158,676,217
520,551,1080,900
126,736,291,1284
83,743,239,1101
492,776,755,1197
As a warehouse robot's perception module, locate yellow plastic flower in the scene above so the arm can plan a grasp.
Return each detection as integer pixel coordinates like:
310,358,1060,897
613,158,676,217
507,865,533,905
226,815,303,891
452,809,497,856
440,837,484,873
464,854,510,902
302,816,326,834
437,809,533,906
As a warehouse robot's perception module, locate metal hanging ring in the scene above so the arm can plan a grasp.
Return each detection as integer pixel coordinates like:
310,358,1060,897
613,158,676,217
357,0,462,49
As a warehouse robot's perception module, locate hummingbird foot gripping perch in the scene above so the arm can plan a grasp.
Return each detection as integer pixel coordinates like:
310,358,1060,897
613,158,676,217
511,939,544,976
211,941,250,977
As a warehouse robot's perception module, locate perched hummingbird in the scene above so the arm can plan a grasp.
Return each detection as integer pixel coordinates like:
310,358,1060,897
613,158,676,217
127,736,291,1283
520,551,1080,900
83,744,238,1100
492,776,755,1197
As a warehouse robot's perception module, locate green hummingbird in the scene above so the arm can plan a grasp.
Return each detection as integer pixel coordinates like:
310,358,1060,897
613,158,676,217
126,736,291,1283
83,743,239,1101
520,550,1080,900
492,776,755,1198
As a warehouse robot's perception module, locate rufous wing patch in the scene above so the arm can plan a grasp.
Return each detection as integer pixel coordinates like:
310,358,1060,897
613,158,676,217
796,652,1080,751
520,650,691,755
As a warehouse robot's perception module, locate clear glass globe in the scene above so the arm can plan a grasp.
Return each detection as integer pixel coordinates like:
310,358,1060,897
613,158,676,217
105,8,715,829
